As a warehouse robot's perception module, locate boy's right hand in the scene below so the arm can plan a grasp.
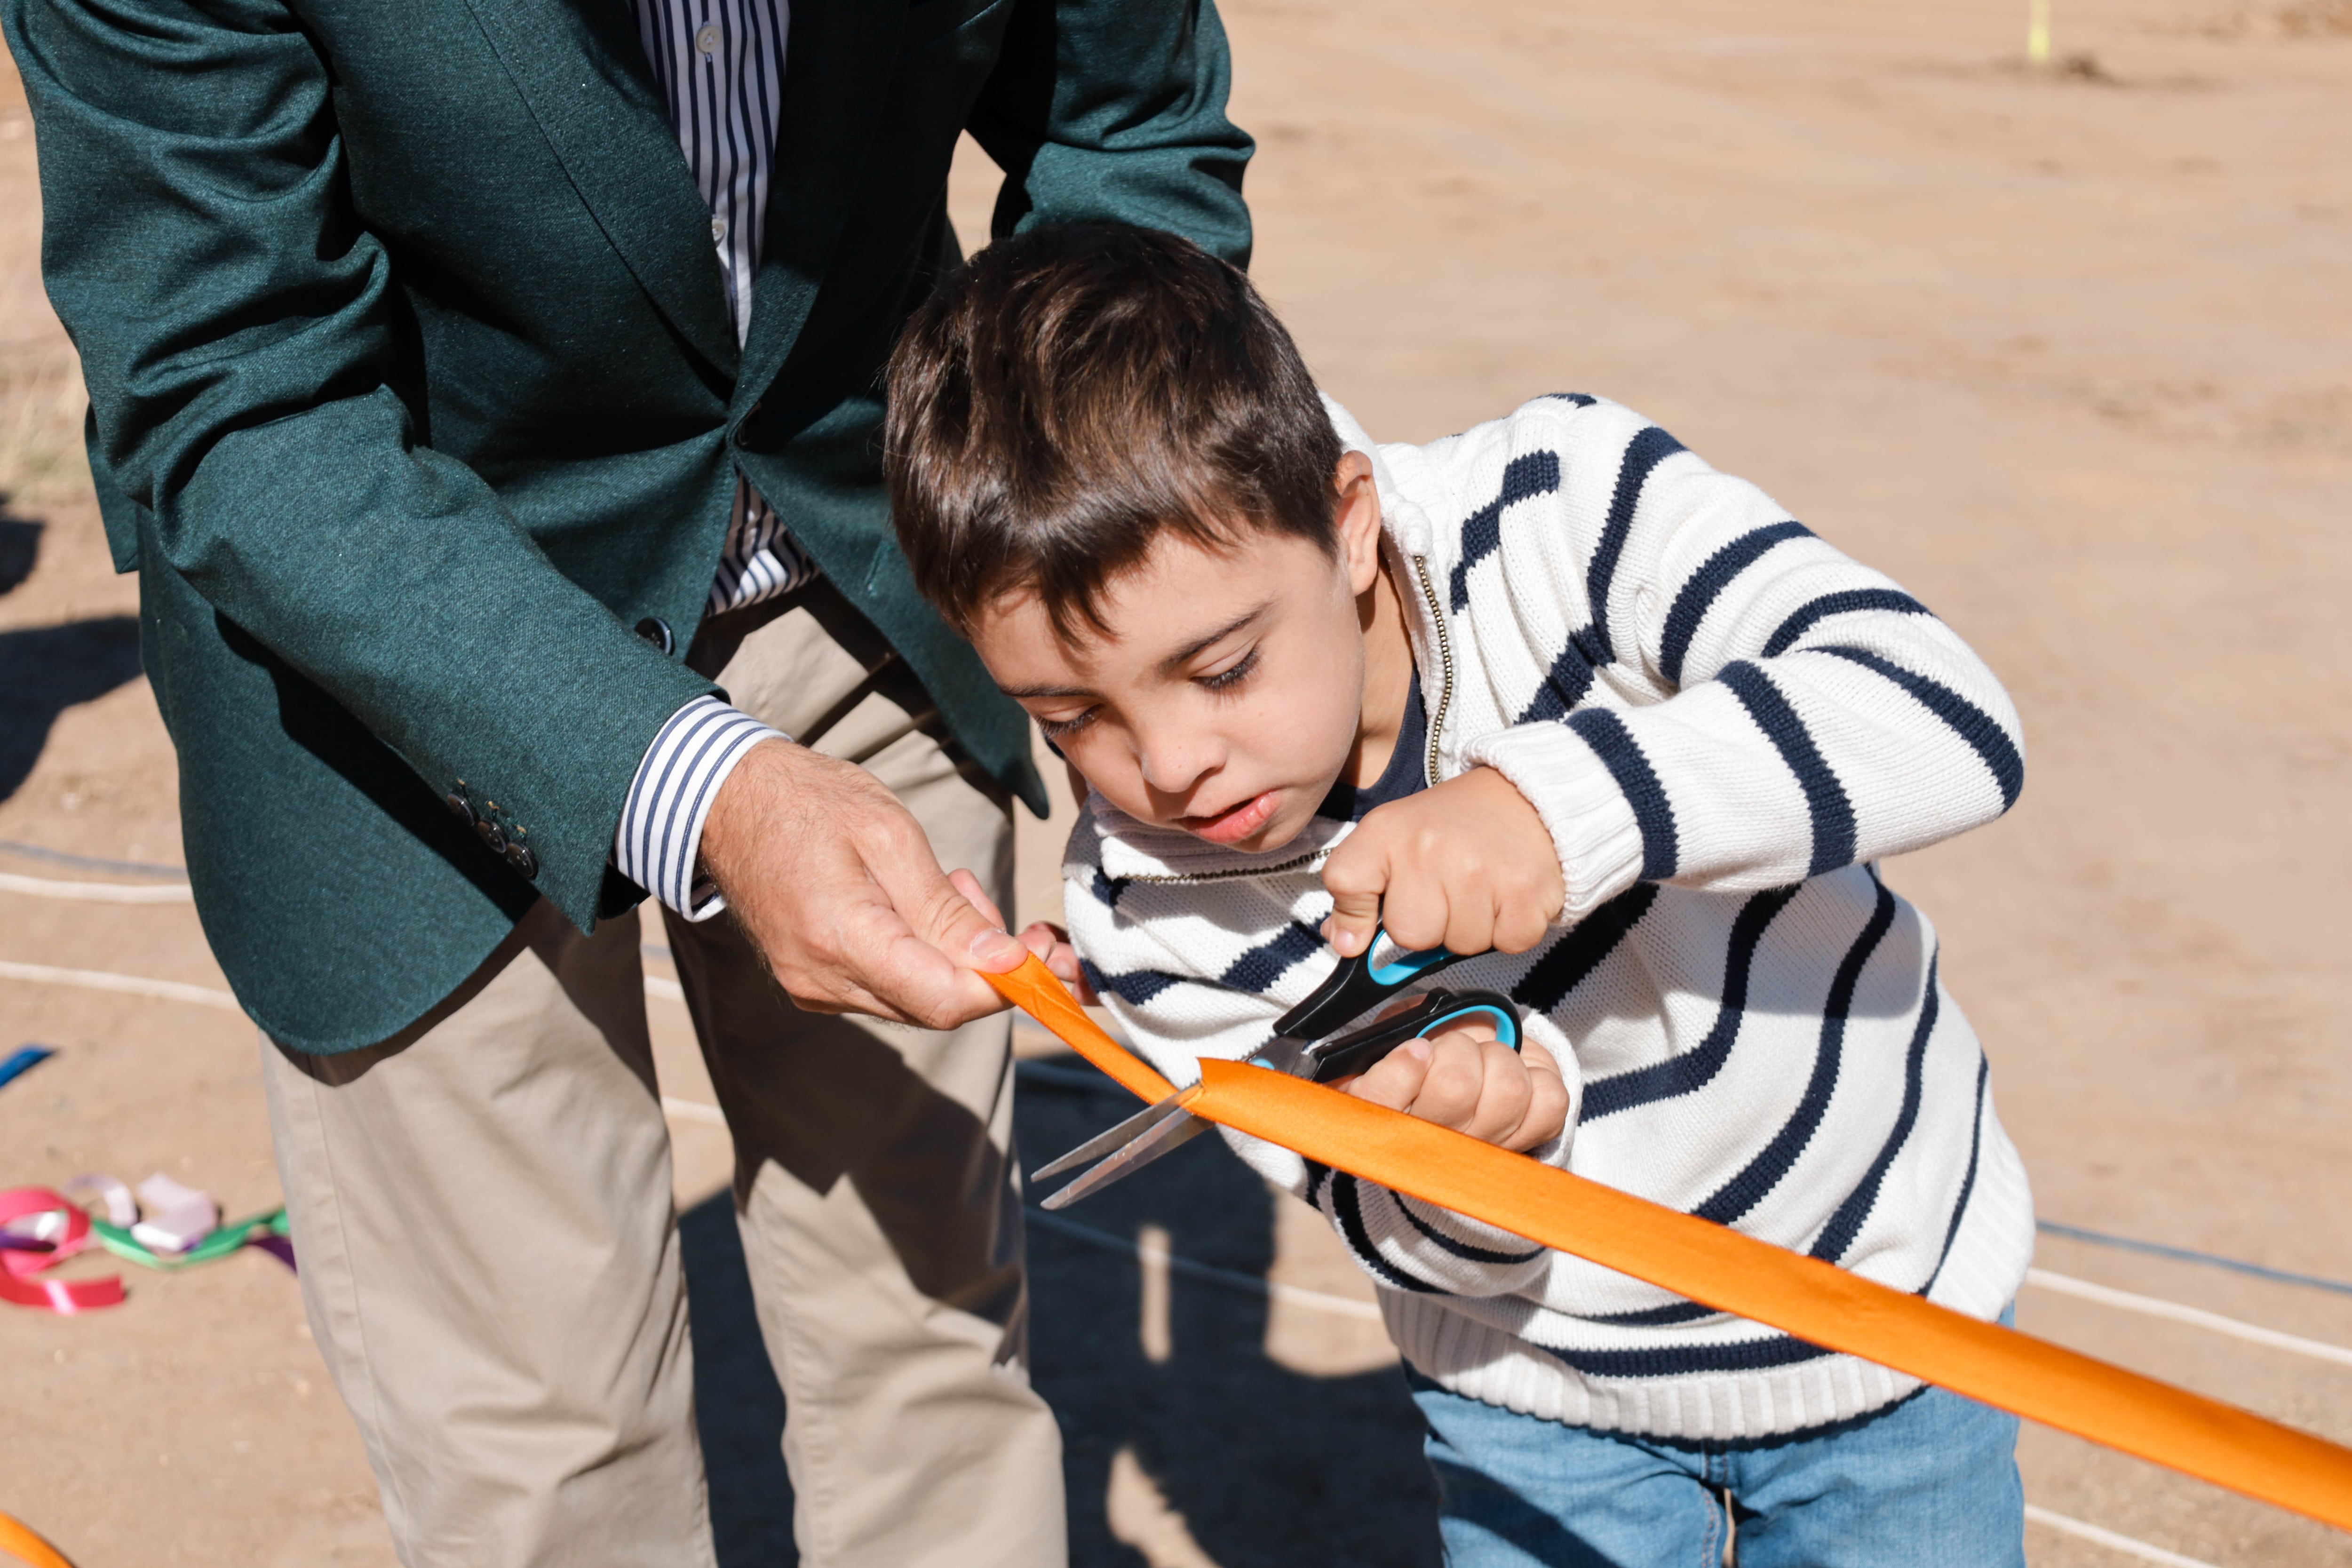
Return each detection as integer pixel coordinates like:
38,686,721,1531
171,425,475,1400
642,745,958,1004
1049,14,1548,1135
1339,1015,1568,1153
1322,765,1563,961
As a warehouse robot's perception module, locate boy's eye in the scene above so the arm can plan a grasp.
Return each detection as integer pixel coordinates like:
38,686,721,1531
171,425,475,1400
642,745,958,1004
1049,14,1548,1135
1197,648,1259,694
1036,708,1098,741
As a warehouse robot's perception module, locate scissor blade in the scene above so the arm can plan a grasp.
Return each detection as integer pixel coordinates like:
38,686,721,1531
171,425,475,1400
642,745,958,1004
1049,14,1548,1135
1033,1092,1190,1180
1039,1111,1214,1210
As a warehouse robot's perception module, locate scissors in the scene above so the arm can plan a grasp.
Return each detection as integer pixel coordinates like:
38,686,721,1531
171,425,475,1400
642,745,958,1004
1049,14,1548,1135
1033,931,1522,1210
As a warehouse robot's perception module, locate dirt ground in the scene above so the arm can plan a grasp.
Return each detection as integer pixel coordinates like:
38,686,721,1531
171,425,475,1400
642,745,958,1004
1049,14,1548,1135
2,0,2349,1563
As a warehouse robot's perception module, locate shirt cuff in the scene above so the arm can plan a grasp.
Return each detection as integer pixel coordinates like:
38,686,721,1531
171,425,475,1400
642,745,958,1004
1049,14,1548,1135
616,695,787,921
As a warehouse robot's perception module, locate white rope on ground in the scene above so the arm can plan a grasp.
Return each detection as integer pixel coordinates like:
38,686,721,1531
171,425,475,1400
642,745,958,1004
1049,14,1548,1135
0,868,195,903
0,958,241,1010
2024,1504,2220,1568
2025,1267,2352,1370
1025,1206,1387,1323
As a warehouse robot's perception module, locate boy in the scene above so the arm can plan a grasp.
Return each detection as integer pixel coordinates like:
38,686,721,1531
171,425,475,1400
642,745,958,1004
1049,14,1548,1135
885,225,2034,1566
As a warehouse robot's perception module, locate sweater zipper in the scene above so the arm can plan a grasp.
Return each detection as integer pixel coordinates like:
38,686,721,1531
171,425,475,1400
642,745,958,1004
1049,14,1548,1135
1108,557,1455,891
1408,554,1454,788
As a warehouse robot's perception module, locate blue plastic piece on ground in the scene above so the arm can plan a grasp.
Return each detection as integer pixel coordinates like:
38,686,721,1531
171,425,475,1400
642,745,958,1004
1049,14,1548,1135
0,1044,56,1092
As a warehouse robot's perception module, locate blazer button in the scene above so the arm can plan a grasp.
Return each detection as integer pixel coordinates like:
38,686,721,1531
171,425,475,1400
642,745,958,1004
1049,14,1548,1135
444,791,475,824
635,616,675,655
474,817,507,855
504,841,539,880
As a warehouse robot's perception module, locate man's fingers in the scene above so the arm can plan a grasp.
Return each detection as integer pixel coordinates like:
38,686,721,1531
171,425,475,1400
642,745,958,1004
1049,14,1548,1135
948,868,1009,933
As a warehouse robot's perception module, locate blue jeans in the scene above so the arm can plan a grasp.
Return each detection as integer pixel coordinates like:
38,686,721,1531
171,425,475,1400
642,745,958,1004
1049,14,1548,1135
1408,1357,2024,1568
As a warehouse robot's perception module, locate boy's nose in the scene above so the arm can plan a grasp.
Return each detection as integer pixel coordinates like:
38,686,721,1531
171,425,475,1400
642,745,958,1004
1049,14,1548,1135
1133,727,1224,799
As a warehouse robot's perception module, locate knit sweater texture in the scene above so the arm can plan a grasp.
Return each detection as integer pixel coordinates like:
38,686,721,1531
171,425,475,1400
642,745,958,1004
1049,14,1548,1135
1062,392,2036,1442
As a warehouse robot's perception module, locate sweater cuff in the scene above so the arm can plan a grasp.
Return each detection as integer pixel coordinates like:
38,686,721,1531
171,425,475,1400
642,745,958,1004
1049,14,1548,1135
615,696,786,921
1462,723,1646,920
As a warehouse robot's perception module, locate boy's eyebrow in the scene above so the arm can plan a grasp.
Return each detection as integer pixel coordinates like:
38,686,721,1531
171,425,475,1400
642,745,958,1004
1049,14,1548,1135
999,681,1096,700
1159,604,1270,674
995,604,1271,700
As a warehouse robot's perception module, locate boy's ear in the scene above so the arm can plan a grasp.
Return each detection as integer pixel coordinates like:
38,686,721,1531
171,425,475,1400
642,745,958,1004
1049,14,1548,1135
1334,451,1383,594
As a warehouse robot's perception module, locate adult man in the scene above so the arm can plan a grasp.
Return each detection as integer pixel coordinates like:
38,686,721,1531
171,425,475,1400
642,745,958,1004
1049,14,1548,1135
4,0,1251,1561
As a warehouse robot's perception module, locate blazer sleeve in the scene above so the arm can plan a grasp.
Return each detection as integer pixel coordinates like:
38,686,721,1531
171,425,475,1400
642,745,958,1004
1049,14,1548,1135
4,0,715,930
963,0,1255,264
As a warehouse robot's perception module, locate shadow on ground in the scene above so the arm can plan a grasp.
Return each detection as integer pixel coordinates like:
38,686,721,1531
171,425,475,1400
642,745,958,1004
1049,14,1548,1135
683,1064,1442,1568
0,502,144,802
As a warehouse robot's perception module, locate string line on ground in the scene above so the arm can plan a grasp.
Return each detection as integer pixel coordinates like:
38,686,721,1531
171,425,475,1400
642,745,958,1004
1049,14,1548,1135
2024,1268,2352,1370
2038,1219,2352,1300
0,839,189,881
2023,1504,2219,1568
0,868,194,903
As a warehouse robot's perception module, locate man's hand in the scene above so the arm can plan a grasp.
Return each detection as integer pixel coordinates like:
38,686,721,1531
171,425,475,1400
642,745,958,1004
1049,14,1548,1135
1321,765,1564,959
1339,1017,1568,1152
699,739,1028,1028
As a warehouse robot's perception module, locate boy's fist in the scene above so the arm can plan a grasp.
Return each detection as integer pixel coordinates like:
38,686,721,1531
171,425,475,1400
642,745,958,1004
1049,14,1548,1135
1321,766,1563,960
1339,1016,1568,1152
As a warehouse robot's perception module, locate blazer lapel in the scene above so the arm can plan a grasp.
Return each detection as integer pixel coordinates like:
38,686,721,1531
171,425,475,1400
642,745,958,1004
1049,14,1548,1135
459,0,740,376
733,0,907,414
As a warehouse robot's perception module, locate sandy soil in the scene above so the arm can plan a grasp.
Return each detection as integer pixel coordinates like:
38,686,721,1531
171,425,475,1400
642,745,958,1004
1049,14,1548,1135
1,0,2349,1563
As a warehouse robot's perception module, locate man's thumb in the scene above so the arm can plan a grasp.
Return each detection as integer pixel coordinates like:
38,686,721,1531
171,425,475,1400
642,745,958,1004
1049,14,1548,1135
918,880,1029,973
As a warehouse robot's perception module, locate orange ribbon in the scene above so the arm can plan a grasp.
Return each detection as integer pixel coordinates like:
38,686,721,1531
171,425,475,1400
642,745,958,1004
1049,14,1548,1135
989,955,2352,1532
0,1509,73,1568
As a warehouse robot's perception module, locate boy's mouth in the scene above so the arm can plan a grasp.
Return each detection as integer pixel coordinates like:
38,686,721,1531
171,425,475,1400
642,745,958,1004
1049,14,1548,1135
1178,788,1280,845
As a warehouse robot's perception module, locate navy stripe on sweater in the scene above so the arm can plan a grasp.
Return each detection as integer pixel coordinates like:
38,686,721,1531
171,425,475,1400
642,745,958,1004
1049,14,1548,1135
1816,645,2025,810
1395,1195,1545,1266
1565,708,1679,880
1079,958,1183,1008
1718,661,1856,878
1659,521,1813,684
1513,635,1600,724
1581,885,1801,1121
1583,424,1688,663
1449,450,1562,611
1538,1332,1833,1379
1924,1055,1992,1296
1332,1174,1444,1294
1694,878,1899,1226
1762,589,1929,657
1812,952,1940,1263
1585,1299,1723,1328
1220,922,1326,992
1512,883,1658,1013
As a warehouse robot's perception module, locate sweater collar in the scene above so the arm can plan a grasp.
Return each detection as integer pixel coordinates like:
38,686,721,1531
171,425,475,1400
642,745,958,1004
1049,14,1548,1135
1089,796,1352,883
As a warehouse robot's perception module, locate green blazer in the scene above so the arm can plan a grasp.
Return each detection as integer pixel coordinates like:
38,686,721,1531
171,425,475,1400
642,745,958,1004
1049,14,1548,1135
4,0,1251,1051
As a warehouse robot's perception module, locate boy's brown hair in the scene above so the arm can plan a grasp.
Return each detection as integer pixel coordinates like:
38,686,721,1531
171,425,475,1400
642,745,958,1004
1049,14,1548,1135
884,224,1343,637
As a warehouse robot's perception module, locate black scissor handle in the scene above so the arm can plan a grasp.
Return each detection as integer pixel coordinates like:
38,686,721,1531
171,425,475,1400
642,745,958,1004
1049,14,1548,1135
1303,988,1523,1084
1271,927,1465,1045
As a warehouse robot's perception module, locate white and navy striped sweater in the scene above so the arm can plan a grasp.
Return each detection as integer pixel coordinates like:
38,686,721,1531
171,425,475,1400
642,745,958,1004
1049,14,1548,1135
1062,393,2035,1442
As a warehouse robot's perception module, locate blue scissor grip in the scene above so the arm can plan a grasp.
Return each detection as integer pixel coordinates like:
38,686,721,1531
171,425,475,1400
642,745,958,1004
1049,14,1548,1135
1366,936,1455,987
1416,1003,1520,1050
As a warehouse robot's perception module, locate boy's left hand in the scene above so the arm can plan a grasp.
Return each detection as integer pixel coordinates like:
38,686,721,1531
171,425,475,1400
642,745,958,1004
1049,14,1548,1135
1339,1015,1568,1152
1322,766,1563,960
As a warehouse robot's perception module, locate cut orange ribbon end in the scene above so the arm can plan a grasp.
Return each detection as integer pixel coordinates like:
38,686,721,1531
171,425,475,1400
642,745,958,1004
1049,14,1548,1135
989,954,2352,1533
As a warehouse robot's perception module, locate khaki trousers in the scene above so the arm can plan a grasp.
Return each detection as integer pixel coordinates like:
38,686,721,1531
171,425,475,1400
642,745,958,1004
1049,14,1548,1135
262,582,1067,1568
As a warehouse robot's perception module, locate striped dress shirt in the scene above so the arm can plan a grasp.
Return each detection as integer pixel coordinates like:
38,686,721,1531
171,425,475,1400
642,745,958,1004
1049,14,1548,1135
614,0,827,918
